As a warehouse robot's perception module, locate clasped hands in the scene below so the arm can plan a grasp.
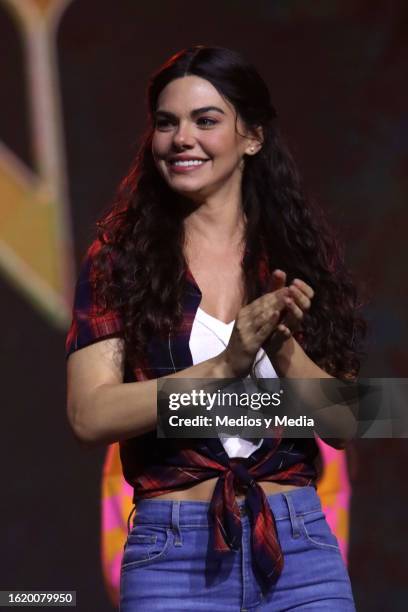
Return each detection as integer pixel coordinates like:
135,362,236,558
222,269,314,379
263,269,314,353
219,276,358,447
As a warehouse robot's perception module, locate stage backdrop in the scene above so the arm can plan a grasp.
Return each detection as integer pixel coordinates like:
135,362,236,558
1,1,407,610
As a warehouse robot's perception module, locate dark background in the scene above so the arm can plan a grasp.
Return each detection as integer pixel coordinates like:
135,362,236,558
1,1,407,610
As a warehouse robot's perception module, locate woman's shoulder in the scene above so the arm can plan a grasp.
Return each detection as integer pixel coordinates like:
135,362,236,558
79,233,119,277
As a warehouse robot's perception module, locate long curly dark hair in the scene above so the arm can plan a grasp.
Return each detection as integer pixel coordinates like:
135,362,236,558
92,45,366,381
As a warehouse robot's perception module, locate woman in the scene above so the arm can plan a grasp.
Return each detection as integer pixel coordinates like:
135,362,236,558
66,46,365,610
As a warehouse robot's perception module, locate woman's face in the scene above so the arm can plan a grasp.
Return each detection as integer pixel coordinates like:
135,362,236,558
151,75,258,200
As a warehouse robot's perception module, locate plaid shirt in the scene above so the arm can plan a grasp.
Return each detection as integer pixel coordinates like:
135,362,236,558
66,239,318,590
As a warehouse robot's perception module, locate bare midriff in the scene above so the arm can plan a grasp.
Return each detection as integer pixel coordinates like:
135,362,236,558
153,477,302,502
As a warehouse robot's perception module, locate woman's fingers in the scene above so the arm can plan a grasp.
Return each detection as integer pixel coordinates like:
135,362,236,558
238,272,314,360
282,298,304,331
266,287,290,311
292,278,314,300
269,269,287,291
247,290,288,330
235,273,314,362
275,323,292,339
262,323,292,354
285,297,302,313
256,311,281,340
288,285,311,311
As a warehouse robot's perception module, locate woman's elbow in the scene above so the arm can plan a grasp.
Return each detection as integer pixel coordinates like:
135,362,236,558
66,399,103,448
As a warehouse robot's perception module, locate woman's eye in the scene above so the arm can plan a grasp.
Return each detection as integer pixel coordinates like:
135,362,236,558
155,119,174,130
154,117,218,130
197,117,217,127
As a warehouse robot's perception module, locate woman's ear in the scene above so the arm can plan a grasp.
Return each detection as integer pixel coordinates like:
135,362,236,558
245,125,264,155
254,125,264,145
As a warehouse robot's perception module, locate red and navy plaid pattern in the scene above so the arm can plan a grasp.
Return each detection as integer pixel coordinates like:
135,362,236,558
66,239,319,590
66,240,123,355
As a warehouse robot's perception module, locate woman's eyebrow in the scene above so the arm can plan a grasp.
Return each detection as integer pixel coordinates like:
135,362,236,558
155,106,226,118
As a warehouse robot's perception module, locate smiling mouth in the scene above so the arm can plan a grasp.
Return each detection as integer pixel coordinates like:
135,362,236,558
168,159,210,168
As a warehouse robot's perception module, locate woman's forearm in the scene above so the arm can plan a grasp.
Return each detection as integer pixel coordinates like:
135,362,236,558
266,335,329,379
266,336,358,449
70,354,232,447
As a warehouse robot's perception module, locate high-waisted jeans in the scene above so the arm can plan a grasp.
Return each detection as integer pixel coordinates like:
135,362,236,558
119,486,355,611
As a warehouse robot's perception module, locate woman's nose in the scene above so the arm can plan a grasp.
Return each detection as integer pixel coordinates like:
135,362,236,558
172,121,195,147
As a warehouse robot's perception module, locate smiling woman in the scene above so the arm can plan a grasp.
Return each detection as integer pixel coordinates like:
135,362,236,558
66,45,365,611
152,80,260,200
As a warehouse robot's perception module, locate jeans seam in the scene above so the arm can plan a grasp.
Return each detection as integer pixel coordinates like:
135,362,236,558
299,516,341,551
133,509,321,529
121,528,174,571
274,508,321,521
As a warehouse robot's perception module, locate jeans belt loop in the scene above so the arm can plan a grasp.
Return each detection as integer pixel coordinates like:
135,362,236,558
283,492,301,539
171,501,183,546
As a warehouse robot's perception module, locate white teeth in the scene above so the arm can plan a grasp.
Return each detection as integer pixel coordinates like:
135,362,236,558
172,159,206,167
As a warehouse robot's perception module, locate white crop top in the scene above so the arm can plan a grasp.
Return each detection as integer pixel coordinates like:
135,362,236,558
189,307,279,458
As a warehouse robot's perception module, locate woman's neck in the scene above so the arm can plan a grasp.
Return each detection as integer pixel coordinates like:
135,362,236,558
183,194,246,251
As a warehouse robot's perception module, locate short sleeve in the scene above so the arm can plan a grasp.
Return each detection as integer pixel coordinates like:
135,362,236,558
65,239,123,359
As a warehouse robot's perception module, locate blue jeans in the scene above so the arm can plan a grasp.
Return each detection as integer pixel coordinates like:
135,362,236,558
120,486,355,611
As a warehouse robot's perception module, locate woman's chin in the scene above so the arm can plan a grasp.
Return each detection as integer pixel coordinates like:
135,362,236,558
170,181,212,200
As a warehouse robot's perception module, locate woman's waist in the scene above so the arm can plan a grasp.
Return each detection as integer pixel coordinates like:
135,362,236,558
125,438,319,503
132,484,320,527
152,478,303,502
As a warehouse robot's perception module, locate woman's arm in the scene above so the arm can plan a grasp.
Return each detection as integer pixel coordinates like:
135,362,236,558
265,330,358,450
267,333,329,379
258,272,358,449
67,290,287,447
67,338,232,447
